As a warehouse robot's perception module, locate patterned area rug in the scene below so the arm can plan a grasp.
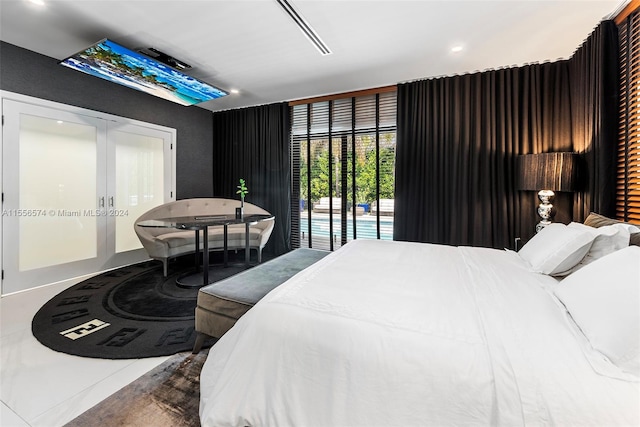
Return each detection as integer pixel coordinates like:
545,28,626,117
32,256,250,359
65,350,206,427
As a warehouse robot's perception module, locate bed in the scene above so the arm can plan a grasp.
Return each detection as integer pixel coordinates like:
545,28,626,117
199,214,640,426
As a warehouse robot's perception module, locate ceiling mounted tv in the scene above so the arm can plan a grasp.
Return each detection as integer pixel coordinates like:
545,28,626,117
60,39,227,106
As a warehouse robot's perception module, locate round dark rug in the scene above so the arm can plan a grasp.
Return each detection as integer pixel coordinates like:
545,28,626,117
32,257,249,359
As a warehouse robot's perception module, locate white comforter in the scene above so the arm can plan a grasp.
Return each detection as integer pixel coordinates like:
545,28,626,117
199,239,640,426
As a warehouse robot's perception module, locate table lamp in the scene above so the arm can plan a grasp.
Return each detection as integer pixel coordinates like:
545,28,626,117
517,152,577,232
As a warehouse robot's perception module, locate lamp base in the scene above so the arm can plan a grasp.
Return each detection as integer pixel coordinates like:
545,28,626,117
536,189,555,233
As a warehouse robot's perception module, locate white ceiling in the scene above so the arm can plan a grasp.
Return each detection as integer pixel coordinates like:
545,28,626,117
0,0,626,112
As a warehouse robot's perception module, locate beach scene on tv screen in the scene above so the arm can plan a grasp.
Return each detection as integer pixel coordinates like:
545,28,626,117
60,39,227,106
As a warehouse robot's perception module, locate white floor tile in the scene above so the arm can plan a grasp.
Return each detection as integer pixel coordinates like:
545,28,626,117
0,277,170,426
0,402,29,427
29,356,169,427
0,278,84,339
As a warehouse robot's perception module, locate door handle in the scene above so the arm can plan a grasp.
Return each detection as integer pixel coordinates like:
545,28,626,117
99,197,105,208
109,196,114,208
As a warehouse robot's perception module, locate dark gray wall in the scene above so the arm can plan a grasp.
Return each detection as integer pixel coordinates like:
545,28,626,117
0,41,214,199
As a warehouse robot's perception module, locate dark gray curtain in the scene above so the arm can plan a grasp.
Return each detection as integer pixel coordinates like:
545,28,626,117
568,20,619,220
394,62,571,248
211,103,291,256
394,20,618,248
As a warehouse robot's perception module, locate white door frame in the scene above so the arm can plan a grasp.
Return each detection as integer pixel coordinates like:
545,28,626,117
0,91,176,295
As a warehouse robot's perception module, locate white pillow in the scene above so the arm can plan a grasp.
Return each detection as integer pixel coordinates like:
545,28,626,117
566,222,632,270
518,223,595,275
554,246,640,376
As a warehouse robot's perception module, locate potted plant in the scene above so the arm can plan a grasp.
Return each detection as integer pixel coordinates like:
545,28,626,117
236,178,248,219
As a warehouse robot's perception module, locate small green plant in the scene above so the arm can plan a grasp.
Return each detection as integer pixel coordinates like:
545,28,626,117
236,178,249,205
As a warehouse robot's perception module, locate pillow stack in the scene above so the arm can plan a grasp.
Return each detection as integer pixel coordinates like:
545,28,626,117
517,216,640,276
565,222,635,271
554,246,640,376
584,212,640,246
517,223,595,276
517,213,640,377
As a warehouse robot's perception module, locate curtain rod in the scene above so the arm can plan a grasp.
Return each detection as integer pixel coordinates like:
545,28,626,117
288,85,397,106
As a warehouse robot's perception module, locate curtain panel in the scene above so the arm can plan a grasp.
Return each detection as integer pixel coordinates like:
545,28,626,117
394,20,618,248
568,20,619,220
211,103,291,256
395,62,571,248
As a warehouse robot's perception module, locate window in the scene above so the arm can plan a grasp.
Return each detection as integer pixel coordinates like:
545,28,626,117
290,89,397,250
617,6,640,224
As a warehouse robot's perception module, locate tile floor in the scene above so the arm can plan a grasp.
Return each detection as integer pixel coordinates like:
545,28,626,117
0,275,170,427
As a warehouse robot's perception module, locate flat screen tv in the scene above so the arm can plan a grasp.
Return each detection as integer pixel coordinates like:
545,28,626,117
60,39,227,106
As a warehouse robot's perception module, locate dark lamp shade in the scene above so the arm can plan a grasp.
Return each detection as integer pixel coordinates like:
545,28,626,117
517,152,577,192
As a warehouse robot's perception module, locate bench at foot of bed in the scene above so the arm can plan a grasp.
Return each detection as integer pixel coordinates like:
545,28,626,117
193,248,330,353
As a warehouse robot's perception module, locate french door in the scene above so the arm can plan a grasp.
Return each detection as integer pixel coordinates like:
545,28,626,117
1,96,174,294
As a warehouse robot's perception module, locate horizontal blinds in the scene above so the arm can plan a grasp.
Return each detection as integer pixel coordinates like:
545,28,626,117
292,91,397,138
379,91,398,132
618,9,640,223
332,97,352,133
290,88,397,249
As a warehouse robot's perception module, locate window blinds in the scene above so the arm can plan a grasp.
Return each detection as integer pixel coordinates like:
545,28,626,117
290,89,397,249
618,10,640,223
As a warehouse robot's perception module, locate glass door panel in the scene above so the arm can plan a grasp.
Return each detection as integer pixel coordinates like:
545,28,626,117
378,131,396,240
309,138,331,250
330,136,343,248
2,99,107,294
19,114,99,270
109,124,171,254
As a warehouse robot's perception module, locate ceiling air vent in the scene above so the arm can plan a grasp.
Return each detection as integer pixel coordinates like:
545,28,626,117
275,0,332,56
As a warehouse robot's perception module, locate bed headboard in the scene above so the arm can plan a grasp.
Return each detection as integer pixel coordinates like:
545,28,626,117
583,212,640,246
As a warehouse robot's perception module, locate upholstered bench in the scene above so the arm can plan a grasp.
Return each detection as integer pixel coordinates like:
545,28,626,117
192,248,329,353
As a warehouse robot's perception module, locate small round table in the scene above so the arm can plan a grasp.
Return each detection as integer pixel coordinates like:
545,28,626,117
136,214,274,288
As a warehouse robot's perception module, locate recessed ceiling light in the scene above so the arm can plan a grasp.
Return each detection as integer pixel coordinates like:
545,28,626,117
230,89,240,94
451,45,464,53
27,0,46,6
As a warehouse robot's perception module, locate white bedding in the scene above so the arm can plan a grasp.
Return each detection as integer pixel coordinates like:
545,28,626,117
199,239,640,426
